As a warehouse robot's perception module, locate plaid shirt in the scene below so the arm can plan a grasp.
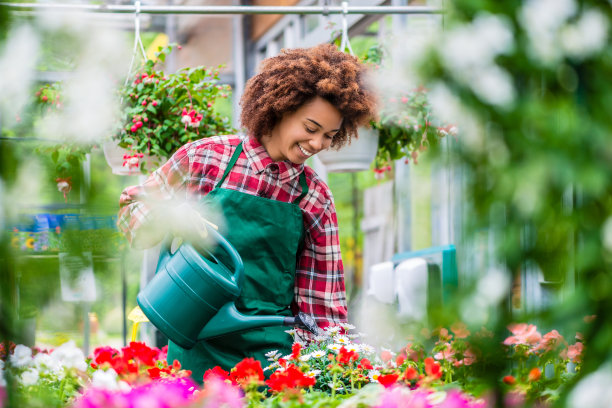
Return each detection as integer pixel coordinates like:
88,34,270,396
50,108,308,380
118,134,348,333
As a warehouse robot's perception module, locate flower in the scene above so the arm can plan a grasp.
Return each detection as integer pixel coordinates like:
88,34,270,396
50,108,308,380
528,367,541,382
265,364,316,392
503,323,542,347
203,366,230,382
10,344,33,368
378,373,400,388
229,357,264,387
112,44,234,168
19,368,39,386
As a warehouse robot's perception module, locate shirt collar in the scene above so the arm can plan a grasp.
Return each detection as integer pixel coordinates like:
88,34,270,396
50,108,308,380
243,136,304,183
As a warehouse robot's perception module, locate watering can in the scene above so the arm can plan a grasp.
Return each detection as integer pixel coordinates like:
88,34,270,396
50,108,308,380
136,225,319,350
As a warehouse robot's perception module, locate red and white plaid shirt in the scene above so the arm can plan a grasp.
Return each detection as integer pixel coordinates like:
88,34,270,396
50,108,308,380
118,134,348,332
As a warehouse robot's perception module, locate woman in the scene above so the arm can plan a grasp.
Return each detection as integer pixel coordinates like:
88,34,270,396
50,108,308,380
118,43,377,382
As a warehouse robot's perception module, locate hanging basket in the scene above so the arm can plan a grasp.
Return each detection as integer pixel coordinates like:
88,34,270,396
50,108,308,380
317,127,379,173
102,141,165,176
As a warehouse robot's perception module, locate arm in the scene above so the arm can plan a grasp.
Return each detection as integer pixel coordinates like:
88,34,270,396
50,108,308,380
294,192,348,339
117,144,193,249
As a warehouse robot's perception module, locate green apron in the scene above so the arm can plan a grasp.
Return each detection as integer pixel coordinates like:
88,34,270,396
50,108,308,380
166,141,309,383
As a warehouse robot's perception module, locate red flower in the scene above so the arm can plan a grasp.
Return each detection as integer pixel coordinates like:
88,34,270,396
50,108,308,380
203,366,230,382
503,375,516,385
291,343,301,360
265,365,315,392
91,346,119,366
405,366,418,381
424,357,442,379
395,355,406,366
358,358,373,370
337,346,359,365
528,367,541,382
229,357,264,386
378,373,399,388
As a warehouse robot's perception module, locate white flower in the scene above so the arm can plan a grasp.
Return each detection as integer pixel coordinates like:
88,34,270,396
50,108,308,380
306,369,321,378
324,326,341,334
560,9,609,60
327,382,344,391
339,323,356,331
20,368,39,386
470,65,516,108
263,363,277,372
181,114,191,125
284,329,296,336
91,368,120,390
265,350,280,361
359,344,376,354
0,369,6,387
313,334,330,342
368,369,381,383
299,354,312,362
518,0,577,64
50,340,87,371
335,335,350,345
567,363,612,408
311,350,326,358
344,344,359,352
33,353,64,378
10,344,33,368
327,344,342,352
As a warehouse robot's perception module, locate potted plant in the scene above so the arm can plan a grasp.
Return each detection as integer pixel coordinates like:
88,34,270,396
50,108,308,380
107,43,235,175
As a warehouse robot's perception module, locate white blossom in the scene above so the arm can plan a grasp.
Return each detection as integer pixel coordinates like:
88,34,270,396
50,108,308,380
20,368,40,386
335,335,350,345
33,352,64,378
306,369,321,378
470,65,516,108
50,340,87,371
560,9,609,60
568,363,612,408
91,368,120,390
311,350,326,358
10,344,33,368
518,0,577,64
299,353,312,362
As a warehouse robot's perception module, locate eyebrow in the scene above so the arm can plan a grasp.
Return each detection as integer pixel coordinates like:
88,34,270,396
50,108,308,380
306,118,341,132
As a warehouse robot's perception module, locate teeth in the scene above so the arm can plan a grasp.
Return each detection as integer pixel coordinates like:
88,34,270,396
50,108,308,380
298,143,313,157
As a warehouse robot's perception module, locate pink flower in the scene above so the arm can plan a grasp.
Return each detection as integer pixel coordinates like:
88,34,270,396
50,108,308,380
533,330,566,354
503,323,541,346
434,343,456,361
560,342,584,363
450,322,470,339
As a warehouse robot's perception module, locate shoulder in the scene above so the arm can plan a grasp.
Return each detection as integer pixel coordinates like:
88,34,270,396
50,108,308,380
301,165,336,216
182,134,242,157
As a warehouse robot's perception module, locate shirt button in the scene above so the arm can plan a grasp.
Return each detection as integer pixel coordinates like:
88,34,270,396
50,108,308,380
269,164,278,172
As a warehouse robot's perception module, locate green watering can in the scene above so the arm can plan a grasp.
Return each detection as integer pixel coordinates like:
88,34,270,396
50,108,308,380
136,225,319,350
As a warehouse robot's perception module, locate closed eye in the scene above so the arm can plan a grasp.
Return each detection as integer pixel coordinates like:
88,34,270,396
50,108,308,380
305,126,317,133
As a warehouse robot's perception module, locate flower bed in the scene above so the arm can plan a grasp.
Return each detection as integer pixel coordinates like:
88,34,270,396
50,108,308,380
0,322,584,407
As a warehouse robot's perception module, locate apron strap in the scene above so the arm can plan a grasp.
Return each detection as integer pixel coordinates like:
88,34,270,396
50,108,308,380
293,172,309,204
216,139,309,204
216,142,244,189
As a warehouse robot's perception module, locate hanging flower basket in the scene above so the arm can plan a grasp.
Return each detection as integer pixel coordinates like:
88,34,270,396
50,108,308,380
317,127,379,173
102,141,164,176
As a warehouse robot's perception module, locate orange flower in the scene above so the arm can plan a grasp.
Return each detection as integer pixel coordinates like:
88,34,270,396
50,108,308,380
424,357,442,379
528,367,541,382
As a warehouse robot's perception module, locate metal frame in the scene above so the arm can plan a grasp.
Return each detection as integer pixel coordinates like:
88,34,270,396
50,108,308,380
1,3,442,15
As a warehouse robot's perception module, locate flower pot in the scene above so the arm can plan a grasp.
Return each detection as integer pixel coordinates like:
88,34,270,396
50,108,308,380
102,141,165,176
317,127,379,172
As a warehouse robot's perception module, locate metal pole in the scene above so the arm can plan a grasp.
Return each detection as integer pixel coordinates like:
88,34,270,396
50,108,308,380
1,3,442,15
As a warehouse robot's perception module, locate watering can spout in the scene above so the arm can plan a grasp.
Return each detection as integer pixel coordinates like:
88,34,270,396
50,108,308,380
197,303,321,341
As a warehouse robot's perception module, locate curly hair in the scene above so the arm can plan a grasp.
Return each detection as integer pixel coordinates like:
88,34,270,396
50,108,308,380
240,43,377,149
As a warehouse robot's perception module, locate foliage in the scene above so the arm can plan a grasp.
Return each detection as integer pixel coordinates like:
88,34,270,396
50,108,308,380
112,43,235,171
361,44,452,174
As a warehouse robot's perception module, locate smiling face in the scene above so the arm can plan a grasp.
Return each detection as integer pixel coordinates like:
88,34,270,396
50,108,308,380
261,96,343,164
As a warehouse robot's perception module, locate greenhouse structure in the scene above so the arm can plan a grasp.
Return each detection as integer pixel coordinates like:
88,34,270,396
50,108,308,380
0,0,610,407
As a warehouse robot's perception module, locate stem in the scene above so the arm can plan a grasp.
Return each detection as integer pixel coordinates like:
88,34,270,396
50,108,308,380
331,372,337,399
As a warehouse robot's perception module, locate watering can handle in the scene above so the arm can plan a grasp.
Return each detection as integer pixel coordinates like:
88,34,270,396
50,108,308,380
156,225,245,288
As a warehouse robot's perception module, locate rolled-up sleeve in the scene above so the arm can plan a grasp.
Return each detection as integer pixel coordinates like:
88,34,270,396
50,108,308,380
117,143,192,248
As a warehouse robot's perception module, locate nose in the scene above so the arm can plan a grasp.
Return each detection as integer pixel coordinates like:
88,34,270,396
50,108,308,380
308,133,330,152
